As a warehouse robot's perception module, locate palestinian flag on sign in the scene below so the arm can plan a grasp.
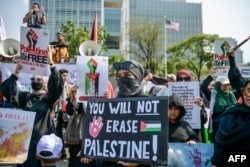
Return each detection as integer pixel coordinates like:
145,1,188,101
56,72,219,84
140,120,161,132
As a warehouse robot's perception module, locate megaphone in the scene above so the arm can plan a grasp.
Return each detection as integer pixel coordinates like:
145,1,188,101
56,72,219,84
0,38,20,58
79,40,100,56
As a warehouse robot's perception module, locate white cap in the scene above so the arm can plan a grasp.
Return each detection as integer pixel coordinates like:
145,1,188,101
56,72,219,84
216,76,230,85
36,134,63,159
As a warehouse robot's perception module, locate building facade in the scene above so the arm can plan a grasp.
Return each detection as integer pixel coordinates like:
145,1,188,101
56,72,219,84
28,0,242,64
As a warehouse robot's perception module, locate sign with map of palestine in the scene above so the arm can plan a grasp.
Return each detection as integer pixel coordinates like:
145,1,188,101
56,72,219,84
0,108,36,164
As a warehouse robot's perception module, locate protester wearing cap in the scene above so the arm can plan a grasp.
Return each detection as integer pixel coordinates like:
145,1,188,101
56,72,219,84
36,134,63,166
166,73,176,82
201,69,236,142
49,32,69,63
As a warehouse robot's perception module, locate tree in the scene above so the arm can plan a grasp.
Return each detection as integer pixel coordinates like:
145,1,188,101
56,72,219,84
60,20,109,57
60,20,89,57
166,34,222,81
129,19,164,76
108,54,124,77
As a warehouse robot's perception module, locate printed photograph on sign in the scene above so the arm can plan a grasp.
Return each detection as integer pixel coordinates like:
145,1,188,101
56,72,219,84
0,109,36,163
76,56,108,101
20,26,50,76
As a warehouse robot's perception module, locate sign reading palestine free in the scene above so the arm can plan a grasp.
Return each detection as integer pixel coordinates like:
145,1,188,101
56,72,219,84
81,96,169,166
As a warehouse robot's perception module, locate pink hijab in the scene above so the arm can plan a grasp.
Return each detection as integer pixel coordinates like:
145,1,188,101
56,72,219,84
176,69,192,81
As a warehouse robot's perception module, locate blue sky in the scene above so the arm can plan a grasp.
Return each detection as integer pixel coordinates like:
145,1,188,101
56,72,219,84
1,0,250,62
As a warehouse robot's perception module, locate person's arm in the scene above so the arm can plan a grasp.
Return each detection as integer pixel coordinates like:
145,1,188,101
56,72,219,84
44,45,64,106
227,48,245,99
23,9,33,23
41,13,46,24
200,75,213,101
55,42,69,48
0,61,28,108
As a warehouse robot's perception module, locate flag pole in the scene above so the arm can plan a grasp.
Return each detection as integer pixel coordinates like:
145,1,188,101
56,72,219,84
164,16,167,77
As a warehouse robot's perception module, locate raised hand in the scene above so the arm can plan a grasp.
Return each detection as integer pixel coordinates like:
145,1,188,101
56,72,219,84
14,61,23,76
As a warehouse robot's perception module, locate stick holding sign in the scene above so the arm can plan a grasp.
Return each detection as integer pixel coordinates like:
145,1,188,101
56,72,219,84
233,36,250,51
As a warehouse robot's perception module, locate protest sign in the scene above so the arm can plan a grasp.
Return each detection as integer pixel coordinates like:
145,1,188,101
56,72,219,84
81,96,169,165
168,143,214,167
168,81,201,129
19,26,50,76
0,108,36,164
76,56,108,101
213,40,234,76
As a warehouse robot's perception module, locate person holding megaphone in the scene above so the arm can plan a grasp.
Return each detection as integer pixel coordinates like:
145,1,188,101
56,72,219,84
23,2,46,29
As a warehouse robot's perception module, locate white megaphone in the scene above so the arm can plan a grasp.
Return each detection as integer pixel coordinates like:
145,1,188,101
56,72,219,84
79,40,100,56
0,38,20,58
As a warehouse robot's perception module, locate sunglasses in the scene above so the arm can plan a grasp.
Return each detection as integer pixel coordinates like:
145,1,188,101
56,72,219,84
31,77,42,82
177,77,190,81
113,61,133,70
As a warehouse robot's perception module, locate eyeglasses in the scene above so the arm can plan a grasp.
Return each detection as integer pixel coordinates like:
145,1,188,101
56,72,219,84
177,77,190,82
113,61,132,70
31,77,42,82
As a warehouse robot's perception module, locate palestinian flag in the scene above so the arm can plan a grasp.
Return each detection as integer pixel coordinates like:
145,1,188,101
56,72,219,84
140,121,161,132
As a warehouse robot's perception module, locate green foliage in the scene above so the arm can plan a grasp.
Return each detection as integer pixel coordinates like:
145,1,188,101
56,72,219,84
108,54,124,77
60,20,89,57
60,20,109,57
98,26,110,53
166,34,222,81
129,19,164,77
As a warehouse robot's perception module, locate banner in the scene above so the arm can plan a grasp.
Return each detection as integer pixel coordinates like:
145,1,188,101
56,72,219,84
81,96,169,165
20,26,50,76
0,108,36,164
0,63,77,92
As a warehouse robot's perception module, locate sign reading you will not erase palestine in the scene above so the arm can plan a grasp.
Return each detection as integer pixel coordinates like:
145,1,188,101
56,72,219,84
81,96,169,165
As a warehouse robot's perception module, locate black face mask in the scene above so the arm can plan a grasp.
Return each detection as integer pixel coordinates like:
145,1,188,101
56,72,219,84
31,81,43,90
117,77,142,97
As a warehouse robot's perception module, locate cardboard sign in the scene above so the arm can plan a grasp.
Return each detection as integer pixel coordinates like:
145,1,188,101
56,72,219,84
0,108,36,164
76,56,108,101
213,40,234,76
168,82,201,129
81,96,169,165
20,26,50,75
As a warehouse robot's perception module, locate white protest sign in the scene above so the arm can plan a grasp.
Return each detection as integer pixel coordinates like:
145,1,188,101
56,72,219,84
0,108,36,164
20,26,50,76
76,56,108,101
169,81,201,129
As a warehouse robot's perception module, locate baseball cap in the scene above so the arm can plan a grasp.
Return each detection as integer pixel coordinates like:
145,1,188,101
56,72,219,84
166,74,176,82
37,134,63,159
216,76,230,85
